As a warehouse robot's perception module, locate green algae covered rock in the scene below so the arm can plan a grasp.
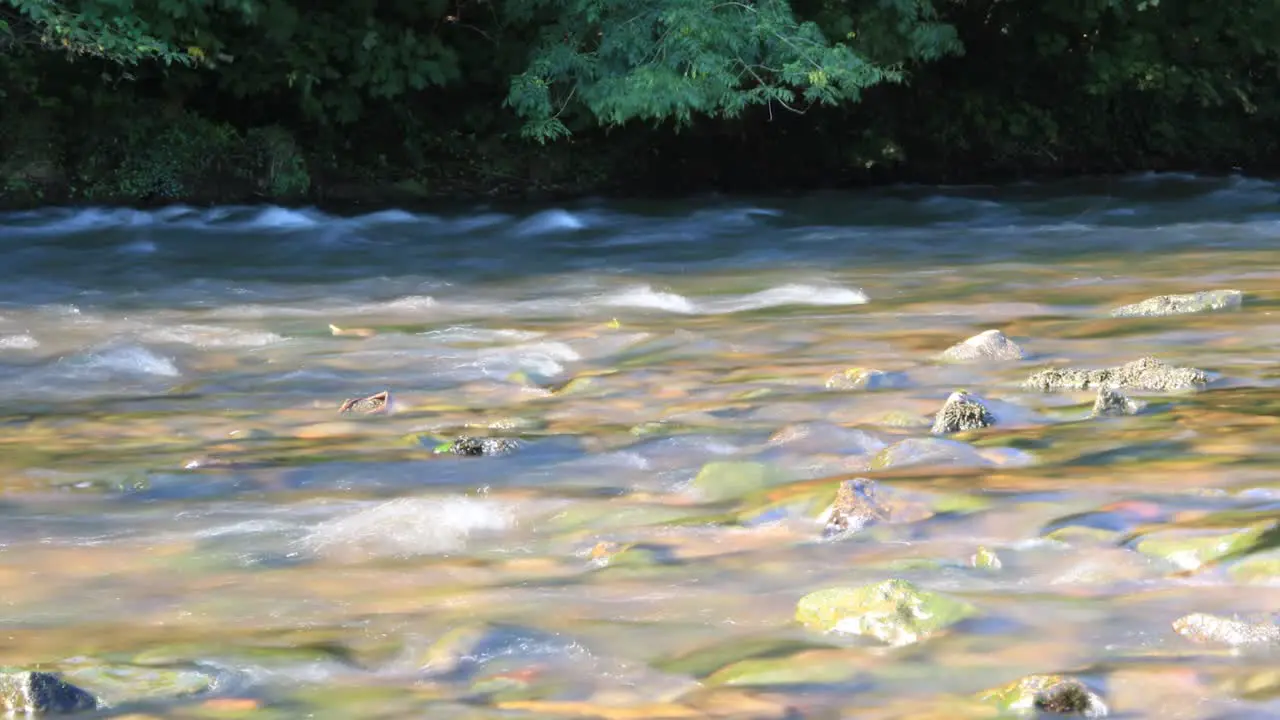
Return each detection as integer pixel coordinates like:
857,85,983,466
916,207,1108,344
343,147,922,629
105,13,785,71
1132,520,1277,571
794,579,977,646
702,649,864,688
1110,289,1243,318
689,461,792,503
978,674,1108,717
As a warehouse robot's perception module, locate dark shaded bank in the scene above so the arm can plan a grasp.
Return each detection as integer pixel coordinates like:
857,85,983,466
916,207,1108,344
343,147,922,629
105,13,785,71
1,99,1272,213
4,0,1279,211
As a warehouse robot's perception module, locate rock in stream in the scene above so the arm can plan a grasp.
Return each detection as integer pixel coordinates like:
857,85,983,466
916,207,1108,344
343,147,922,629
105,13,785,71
1089,386,1146,417
937,329,1025,362
931,390,996,434
1110,289,1244,318
1023,356,1207,393
436,435,521,457
795,579,977,646
979,674,1109,718
0,671,98,715
819,478,891,537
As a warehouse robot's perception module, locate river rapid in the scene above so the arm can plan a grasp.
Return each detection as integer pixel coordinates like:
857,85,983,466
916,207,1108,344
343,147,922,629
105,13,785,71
1,174,1278,718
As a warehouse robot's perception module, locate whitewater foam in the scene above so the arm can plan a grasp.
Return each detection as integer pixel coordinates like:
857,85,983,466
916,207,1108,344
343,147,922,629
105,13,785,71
0,334,39,350
601,283,868,315
300,496,514,559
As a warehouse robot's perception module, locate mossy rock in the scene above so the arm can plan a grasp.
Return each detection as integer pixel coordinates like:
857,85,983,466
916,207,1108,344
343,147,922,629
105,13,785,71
794,579,978,646
651,634,838,678
689,461,792,503
702,649,864,688
1131,520,1278,571
977,674,1108,717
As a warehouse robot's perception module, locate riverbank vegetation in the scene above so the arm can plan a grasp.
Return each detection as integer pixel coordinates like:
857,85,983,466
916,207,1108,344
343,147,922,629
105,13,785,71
2,0,1278,207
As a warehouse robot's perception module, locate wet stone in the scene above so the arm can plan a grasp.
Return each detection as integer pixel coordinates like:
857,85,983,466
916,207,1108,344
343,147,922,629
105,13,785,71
437,435,521,457
0,671,99,715
1089,387,1146,417
820,478,891,538
338,390,391,415
1110,289,1244,318
979,674,1108,718
795,578,978,647
1172,612,1280,646
938,329,1025,363
931,390,995,434
824,367,908,391
1023,356,1208,393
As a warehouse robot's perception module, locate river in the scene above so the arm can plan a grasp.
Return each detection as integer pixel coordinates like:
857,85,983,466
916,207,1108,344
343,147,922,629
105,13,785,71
0,174,1278,718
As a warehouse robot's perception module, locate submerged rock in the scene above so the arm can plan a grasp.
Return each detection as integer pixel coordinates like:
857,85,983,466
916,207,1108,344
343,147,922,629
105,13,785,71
1089,387,1146,417
795,579,977,646
871,437,1014,470
938,329,1025,363
765,421,887,456
819,478,891,537
979,674,1108,718
931,390,996,434
338,390,391,414
1023,356,1207,393
588,541,680,570
0,671,99,715
824,367,908,391
436,435,521,457
1172,613,1280,646
689,461,791,503
417,623,581,678
1110,289,1244,318
1131,520,1276,571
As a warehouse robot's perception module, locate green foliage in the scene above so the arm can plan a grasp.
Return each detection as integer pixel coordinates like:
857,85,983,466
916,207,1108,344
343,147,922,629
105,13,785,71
0,0,195,65
79,108,238,200
504,0,946,141
4,0,1280,207
244,126,309,198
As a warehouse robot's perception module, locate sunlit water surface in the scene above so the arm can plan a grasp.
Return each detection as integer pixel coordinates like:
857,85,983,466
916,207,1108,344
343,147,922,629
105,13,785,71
2,174,1280,718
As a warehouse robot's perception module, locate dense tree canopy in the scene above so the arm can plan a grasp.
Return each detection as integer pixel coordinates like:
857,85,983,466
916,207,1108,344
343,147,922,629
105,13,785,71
1,0,1278,206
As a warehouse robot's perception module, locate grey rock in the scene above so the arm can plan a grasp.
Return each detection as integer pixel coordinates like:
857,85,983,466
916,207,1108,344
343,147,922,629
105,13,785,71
938,329,1025,363
1089,387,1146,417
0,671,98,715
1023,356,1207,393
931,391,996,434
440,435,521,457
1110,289,1243,318
821,478,891,537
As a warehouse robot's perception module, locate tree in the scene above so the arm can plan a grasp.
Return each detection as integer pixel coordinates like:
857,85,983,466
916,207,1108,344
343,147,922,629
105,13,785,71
504,0,960,141
0,0,193,65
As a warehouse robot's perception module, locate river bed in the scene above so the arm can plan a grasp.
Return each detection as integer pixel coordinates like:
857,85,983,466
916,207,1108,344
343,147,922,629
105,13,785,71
1,174,1279,718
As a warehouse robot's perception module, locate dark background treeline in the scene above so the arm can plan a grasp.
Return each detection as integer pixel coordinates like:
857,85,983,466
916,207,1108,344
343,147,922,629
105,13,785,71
2,0,1277,208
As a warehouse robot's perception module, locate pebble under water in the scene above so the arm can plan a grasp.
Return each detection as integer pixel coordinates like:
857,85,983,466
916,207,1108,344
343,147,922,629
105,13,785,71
1,175,1279,719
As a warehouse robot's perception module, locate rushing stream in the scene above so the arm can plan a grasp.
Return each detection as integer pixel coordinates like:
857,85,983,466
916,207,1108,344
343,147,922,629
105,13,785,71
1,174,1279,718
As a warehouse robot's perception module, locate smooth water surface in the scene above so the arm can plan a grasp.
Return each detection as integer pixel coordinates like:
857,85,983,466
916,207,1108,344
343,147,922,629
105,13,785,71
2,174,1279,718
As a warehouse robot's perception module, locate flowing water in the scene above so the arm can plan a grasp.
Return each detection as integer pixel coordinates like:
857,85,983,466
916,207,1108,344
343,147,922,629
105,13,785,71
1,174,1279,718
